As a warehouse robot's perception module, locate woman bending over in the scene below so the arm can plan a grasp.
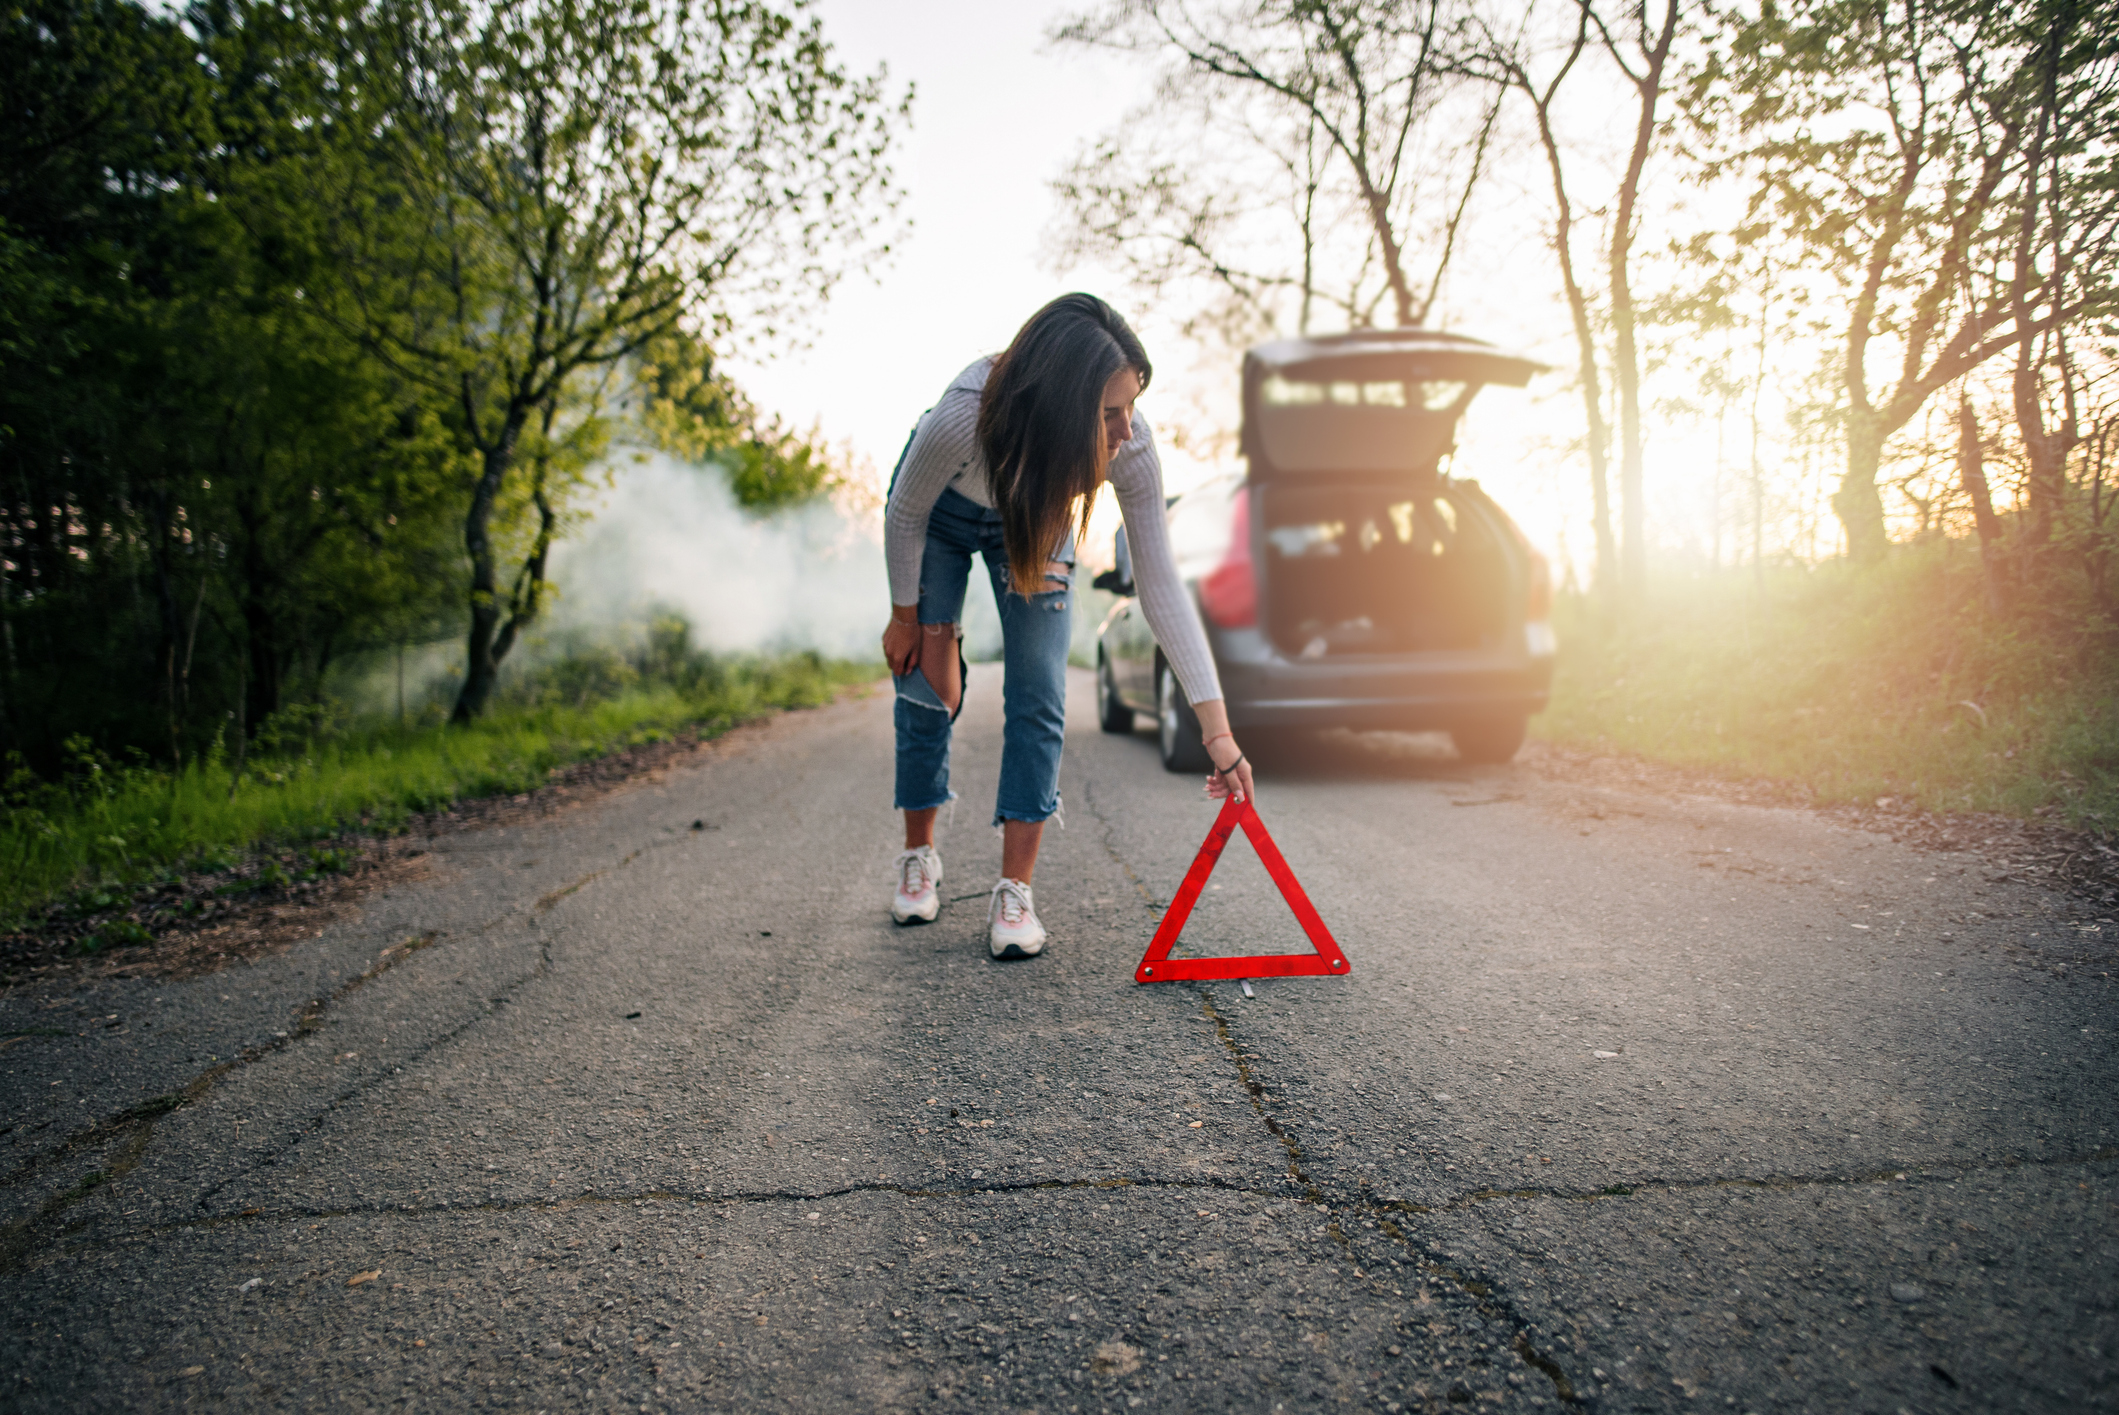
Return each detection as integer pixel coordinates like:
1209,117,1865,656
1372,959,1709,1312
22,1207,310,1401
881,293,1254,958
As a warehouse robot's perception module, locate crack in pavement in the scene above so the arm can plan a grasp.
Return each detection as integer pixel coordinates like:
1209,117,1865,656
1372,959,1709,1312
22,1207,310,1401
17,898,2094,1400
1367,1142,2119,1218
44,1131,2106,1391
26,772,2097,1404
1080,799,2106,1408
46,1173,1299,1243
1078,775,1162,912
1,927,443,1189
533,847,643,913
132,1139,2104,1240
1196,987,1584,1405
1193,980,2119,1408
0,929,443,1272
187,936,558,1215
3,830,668,1263
1197,995,1326,1209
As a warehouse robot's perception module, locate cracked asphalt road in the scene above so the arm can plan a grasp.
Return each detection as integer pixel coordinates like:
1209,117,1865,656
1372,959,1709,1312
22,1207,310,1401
2,667,2114,1413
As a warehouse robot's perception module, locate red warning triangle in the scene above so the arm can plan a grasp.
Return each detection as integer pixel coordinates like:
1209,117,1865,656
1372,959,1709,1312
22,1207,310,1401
1134,794,1351,983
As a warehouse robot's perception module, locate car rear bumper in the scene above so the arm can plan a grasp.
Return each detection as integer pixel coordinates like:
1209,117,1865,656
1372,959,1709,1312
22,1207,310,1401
1210,631,1552,731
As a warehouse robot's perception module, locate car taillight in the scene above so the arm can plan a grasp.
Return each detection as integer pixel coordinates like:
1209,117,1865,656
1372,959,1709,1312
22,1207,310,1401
1199,488,1256,628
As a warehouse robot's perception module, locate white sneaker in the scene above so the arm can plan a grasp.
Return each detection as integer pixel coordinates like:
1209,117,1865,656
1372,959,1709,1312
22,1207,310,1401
988,877,1046,959
891,845,943,924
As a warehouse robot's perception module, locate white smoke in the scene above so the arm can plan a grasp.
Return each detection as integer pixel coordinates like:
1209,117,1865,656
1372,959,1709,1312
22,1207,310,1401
537,446,1067,664
544,448,901,658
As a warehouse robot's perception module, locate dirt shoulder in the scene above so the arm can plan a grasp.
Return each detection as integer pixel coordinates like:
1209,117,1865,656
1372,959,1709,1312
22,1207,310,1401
1521,738,2119,911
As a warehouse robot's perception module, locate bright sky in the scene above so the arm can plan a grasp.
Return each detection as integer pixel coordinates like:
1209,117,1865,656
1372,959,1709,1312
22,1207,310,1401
722,2,1163,503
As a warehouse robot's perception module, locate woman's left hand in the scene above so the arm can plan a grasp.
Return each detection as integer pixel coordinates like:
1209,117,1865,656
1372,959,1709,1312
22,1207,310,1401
882,607,922,677
1203,735,1255,805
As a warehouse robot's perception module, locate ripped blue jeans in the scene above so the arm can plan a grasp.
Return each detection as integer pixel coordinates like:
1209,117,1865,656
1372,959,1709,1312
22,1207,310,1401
894,488,1075,825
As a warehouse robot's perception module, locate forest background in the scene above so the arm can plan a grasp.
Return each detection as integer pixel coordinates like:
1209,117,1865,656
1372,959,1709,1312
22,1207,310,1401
3,0,2118,930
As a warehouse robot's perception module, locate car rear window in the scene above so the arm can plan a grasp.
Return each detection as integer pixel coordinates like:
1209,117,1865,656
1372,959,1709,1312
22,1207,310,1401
1260,375,1468,412
1250,386,1463,475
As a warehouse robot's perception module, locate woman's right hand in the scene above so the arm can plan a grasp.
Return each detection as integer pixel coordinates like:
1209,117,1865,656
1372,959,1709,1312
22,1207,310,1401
1203,736,1256,805
882,609,922,677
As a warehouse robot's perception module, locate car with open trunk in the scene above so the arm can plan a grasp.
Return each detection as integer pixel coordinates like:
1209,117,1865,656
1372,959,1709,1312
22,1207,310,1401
1094,328,1554,772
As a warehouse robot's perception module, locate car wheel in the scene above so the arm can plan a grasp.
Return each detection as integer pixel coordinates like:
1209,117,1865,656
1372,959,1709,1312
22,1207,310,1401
1157,661,1212,773
1450,714,1528,764
1096,648,1134,734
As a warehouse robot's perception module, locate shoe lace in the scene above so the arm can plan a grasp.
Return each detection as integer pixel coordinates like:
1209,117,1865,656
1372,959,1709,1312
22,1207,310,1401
897,849,933,895
991,877,1032,925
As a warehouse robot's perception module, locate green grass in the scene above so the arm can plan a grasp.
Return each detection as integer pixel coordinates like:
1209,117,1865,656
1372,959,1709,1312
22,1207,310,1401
1533,539,2119,831
2,651,877,925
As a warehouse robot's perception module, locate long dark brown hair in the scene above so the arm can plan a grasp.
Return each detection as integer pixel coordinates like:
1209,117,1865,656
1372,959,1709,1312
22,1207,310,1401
978,294,1152,596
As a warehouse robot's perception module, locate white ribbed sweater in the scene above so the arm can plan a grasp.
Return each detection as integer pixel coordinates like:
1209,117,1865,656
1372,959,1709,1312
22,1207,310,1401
883,358,1222,706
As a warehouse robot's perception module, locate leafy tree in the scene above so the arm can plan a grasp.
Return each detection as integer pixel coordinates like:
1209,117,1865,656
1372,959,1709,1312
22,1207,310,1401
1469,3,1610,588
1708,0,2119,559
300,0,907,720
0,0,885,776
180,4,469,726
2001,3,2119,550
2,0,466,767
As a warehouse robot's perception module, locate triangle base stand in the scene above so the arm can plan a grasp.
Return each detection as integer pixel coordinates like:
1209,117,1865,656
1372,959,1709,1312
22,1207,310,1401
1134,795,1351,984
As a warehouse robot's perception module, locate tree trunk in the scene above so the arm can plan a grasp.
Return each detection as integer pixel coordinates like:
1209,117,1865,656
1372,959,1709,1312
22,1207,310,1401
145,484,186,764
236,499,281,734
1521,40,1617,597
1557,241,1616,591
1612,278,1645,593
1298,114,1318,336
179,569,206,721
2009,10,2075,548
2014,352,2074,547
312,623,338,701
1834,414,1890,560
0,530,14,753
227,652,247,800
452,432,521,724
242,595,280,735
1358,175,1419,328
1956,396,2006,612
491,405,561,672
1710,401,1726,569
1607,0,1678,596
